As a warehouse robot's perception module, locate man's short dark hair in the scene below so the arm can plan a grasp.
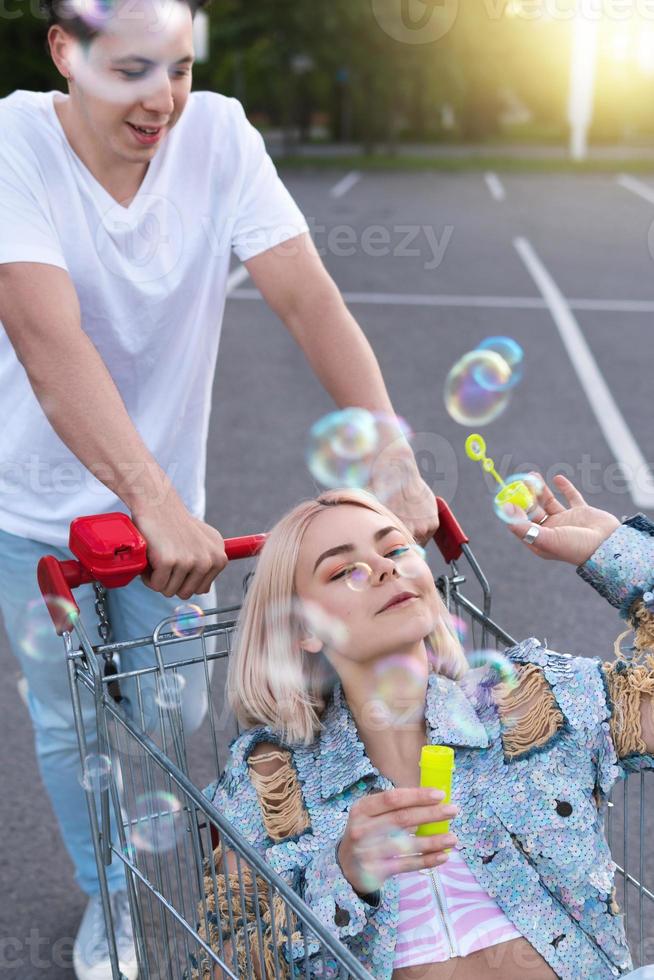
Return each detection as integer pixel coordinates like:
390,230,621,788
42,0,209,43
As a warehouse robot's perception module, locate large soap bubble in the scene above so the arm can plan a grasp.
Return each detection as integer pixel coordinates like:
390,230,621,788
65,0,189,105
444,350,512,426
370,653,429,726
394,544,428,580
476,337,524,390
131,790,184,853
307,409,411,489
154,672,187,711
467,649,518,690
445,337,525,427
171,603,205,638
79,753,112,793
20,596,79,661
307,408,379,488
354,819,418,894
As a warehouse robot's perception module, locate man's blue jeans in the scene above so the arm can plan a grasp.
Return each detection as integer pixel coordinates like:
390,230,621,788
0,526,215,896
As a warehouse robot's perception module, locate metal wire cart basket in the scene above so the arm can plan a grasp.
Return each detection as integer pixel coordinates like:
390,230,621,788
37,500,653,979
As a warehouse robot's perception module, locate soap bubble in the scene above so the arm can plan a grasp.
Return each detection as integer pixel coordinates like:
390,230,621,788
365,412,416,501
79,753,112,794
493,473,544,525
171,603,205,638
371,412,413,441
447,615,468,647
154,672,186,711
20,596,79,660
369,654,429,726
307,409,411,489
476,337,524,390
331,412,378,460
444,350,512,426
467,650,518,691
307,408,378,488
369,427,455,517
297,599,348,652
111,695,158,760
272,598,349,655
67,41,156,105
343,549,427,590
395,545,428,580
345,562,373,592
264,599,343,707
426,613,470,673
131,791,184,853
64,0,114,30
355,821,418,893
65,0,189,104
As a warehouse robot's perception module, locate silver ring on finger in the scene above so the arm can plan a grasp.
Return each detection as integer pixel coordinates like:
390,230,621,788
523,525,540,545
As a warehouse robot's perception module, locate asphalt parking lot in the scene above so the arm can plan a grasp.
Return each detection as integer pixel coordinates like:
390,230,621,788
2,168,654,976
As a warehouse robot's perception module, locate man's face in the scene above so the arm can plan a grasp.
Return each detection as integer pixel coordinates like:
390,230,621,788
64,0,195,163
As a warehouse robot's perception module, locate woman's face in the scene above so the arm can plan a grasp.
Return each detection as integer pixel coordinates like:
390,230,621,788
56,0,194,163
294,503,442,664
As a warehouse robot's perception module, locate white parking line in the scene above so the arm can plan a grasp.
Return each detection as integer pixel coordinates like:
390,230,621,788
515,236,654,510
230,288,544,309
570,298,654,313
484,172,506,202
330,171,362,199
341,291,535,309
616,173,654,206
229,288,654,314
226,264,250,294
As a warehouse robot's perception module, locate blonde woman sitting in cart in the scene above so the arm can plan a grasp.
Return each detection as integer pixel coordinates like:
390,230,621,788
192,475,654,980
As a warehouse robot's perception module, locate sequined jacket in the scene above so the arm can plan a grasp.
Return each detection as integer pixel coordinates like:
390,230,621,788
205,517,654,980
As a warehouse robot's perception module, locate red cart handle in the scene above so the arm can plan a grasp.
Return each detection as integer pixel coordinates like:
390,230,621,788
37,513,267,635
38,501,468,635
434,496,469,564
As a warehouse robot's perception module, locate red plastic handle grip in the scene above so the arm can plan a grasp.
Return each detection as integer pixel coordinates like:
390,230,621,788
37,514,268,635
37,556,85,636
224,534,267,560
433,496,469,564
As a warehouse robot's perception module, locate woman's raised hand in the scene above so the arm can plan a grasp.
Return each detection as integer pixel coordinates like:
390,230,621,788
336,787,459,896
505,474,620,566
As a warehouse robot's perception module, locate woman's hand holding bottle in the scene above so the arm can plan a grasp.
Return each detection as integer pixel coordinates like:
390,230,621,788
337,787,459,896
506,474,620,566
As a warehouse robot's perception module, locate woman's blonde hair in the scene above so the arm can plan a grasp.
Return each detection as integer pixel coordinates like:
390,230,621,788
227,489,469,746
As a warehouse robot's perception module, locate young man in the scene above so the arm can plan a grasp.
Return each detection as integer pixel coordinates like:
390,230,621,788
0,0,439,976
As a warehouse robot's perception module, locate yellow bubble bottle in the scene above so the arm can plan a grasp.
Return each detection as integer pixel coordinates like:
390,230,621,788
465,433,535,515
416,745,455,850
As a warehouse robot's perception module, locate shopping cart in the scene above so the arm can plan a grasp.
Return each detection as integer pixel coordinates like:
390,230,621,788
37,500,653,979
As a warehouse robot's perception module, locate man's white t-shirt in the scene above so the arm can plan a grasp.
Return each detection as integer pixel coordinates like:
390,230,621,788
0,89,308,546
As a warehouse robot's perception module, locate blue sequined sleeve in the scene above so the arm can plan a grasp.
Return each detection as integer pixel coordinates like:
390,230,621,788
206,735,384,974
577,514,654,619
301,843,383,942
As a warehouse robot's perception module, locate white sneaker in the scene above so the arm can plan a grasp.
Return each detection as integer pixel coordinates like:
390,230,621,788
73,890,138,980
